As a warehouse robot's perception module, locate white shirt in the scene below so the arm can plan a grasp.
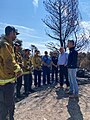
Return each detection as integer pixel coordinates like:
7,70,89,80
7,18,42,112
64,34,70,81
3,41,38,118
58,52,68,65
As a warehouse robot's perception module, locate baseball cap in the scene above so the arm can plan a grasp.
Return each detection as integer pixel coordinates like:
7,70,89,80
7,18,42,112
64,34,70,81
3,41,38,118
14,42,21,46
35,50,40,53
5,26,20,35
24,49,31,52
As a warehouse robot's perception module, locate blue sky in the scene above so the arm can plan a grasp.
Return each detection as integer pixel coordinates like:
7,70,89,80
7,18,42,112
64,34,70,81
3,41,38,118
0,0,90,53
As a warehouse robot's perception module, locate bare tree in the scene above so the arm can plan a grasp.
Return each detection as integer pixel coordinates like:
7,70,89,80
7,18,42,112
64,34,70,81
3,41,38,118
74,28,90,51
43,0,79,49
45,22,90,52
45,42,60,51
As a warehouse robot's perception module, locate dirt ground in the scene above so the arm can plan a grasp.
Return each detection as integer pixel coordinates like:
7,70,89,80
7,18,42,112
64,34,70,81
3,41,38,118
14,78,90,120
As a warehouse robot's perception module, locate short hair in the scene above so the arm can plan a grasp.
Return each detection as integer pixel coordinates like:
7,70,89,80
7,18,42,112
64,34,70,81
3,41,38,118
35,50,39,53
45,51,48,54
68,40,75,45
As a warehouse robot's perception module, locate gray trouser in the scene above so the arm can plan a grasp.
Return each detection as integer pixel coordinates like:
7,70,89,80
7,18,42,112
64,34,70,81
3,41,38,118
0,83,15,120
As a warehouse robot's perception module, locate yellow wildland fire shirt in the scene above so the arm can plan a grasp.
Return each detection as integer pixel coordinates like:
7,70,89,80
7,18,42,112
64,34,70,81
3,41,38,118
32,55,42,70
23,56,32,74
15,51,23,68
0,37,22,85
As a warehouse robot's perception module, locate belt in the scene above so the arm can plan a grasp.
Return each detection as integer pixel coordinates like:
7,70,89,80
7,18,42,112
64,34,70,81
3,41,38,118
23,71,30,75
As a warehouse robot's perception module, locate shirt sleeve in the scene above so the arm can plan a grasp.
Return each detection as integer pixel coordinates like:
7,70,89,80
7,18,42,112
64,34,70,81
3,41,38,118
42,56,44,62
57,55,60,65
1,43,21,74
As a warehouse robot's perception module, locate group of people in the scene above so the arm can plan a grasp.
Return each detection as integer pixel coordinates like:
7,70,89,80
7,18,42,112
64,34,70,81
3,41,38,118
0,26,78,120
15,45,68,98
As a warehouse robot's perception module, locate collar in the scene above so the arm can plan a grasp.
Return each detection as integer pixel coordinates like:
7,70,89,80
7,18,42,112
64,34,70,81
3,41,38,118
69,47,75,51
4,36,13,45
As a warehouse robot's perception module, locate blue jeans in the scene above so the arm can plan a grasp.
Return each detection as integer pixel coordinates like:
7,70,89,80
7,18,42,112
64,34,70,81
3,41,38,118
68,69,78,95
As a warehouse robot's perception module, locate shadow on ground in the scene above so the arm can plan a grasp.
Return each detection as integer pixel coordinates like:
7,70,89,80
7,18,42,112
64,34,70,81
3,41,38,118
55,87,69,99
15,78,90,103
15,83,56,103
67,98,83,120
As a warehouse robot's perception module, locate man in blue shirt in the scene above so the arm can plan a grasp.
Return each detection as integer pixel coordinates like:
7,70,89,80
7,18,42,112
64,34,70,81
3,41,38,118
58,47,69,88
42,51,51,85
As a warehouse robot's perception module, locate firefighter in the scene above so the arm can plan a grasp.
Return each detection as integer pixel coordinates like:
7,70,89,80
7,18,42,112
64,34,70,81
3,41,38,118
32,50,42,87
23,49,34,96
0,26,22,120
14,42,23,98
51,51,58,83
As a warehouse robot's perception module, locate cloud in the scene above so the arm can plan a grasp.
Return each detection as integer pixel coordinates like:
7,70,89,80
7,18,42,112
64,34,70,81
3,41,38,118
32,0,39,7
79,0,90,20
0,22,34,33
0,22,35,39
81,21,90,30
0,22,42,39
80,21,90,37
0,22,49,53
23,41,45,48
23,41,49,54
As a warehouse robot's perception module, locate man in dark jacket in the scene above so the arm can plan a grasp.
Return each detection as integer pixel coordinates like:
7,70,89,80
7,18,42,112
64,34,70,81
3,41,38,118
67,40,78,98
51,51,58,83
